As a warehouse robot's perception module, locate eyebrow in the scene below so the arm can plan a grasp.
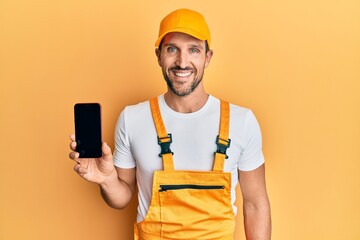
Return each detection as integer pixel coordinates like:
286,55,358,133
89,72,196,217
163,43,204,49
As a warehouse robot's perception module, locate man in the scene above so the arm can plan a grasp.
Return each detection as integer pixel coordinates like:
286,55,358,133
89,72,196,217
69,8,271,240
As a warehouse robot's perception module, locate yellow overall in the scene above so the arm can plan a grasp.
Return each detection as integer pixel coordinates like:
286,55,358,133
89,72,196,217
134,98,235,240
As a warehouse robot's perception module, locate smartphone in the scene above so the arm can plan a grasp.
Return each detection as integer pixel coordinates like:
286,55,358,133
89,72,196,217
74,103,102,158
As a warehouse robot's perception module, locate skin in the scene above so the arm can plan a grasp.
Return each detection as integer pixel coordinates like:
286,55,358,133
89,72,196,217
155,32,213,113
69,32,271,239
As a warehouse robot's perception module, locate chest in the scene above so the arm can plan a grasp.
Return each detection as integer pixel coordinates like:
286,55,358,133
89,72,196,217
129,113,242,174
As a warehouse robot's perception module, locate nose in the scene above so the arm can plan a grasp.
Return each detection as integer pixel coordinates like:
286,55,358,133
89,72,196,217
175,51,188,69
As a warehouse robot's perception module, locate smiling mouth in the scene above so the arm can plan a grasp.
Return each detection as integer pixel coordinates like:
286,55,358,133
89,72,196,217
170,66,194,78
173,71,192,77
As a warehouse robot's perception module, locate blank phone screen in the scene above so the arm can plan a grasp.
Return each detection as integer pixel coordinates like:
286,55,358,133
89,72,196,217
74,103,102,158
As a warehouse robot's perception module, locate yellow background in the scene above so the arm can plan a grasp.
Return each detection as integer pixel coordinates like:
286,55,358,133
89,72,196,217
1,0,359,239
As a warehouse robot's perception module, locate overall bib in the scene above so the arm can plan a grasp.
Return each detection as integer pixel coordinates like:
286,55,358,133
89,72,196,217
134,97,235,240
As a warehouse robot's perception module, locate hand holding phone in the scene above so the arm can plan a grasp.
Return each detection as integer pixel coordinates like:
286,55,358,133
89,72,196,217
69,133,116,184
74,103,102,158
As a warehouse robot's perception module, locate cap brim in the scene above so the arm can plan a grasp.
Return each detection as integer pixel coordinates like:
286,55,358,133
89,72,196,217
155,28,208,47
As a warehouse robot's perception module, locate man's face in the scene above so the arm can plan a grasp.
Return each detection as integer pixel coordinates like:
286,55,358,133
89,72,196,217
156,32,213,97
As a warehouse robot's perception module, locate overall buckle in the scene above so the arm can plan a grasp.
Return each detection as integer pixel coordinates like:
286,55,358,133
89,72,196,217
158,134,174,157
215,135,231,159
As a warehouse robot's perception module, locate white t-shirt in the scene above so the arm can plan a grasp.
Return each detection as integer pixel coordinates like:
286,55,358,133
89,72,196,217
113,95,265,222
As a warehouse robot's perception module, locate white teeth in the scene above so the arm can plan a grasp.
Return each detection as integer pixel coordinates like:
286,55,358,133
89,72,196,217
174,72,191,77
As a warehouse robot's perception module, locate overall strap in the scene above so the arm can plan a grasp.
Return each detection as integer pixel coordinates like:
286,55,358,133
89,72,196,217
213,100,231,172
150,97,174,171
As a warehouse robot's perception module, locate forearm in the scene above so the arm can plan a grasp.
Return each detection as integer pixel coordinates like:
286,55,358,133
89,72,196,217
243,200,271,240
99,170,135,209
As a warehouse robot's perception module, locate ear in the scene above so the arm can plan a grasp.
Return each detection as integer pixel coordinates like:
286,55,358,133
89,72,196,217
155,48,161,66
205,49,214,68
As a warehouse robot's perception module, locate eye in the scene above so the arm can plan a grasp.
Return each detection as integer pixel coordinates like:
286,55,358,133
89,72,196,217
167,46,178,53
189,48,200,54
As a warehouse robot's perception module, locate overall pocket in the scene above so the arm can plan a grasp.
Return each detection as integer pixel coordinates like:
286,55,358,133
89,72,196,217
159,184,225,192
158,183,233,239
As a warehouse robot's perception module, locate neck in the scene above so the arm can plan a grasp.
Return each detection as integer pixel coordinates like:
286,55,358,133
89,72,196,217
164,90,209,113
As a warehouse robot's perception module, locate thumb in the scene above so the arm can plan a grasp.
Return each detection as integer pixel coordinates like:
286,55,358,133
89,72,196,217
101,142,113,161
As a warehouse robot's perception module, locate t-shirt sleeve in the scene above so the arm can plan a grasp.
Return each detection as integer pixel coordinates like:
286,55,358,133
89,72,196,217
113,108,136,169
237,110,265,171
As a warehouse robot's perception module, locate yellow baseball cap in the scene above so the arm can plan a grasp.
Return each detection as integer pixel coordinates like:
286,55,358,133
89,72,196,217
155,9,211,48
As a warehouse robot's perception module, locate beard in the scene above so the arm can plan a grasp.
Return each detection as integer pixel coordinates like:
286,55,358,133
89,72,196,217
162,66,204,97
